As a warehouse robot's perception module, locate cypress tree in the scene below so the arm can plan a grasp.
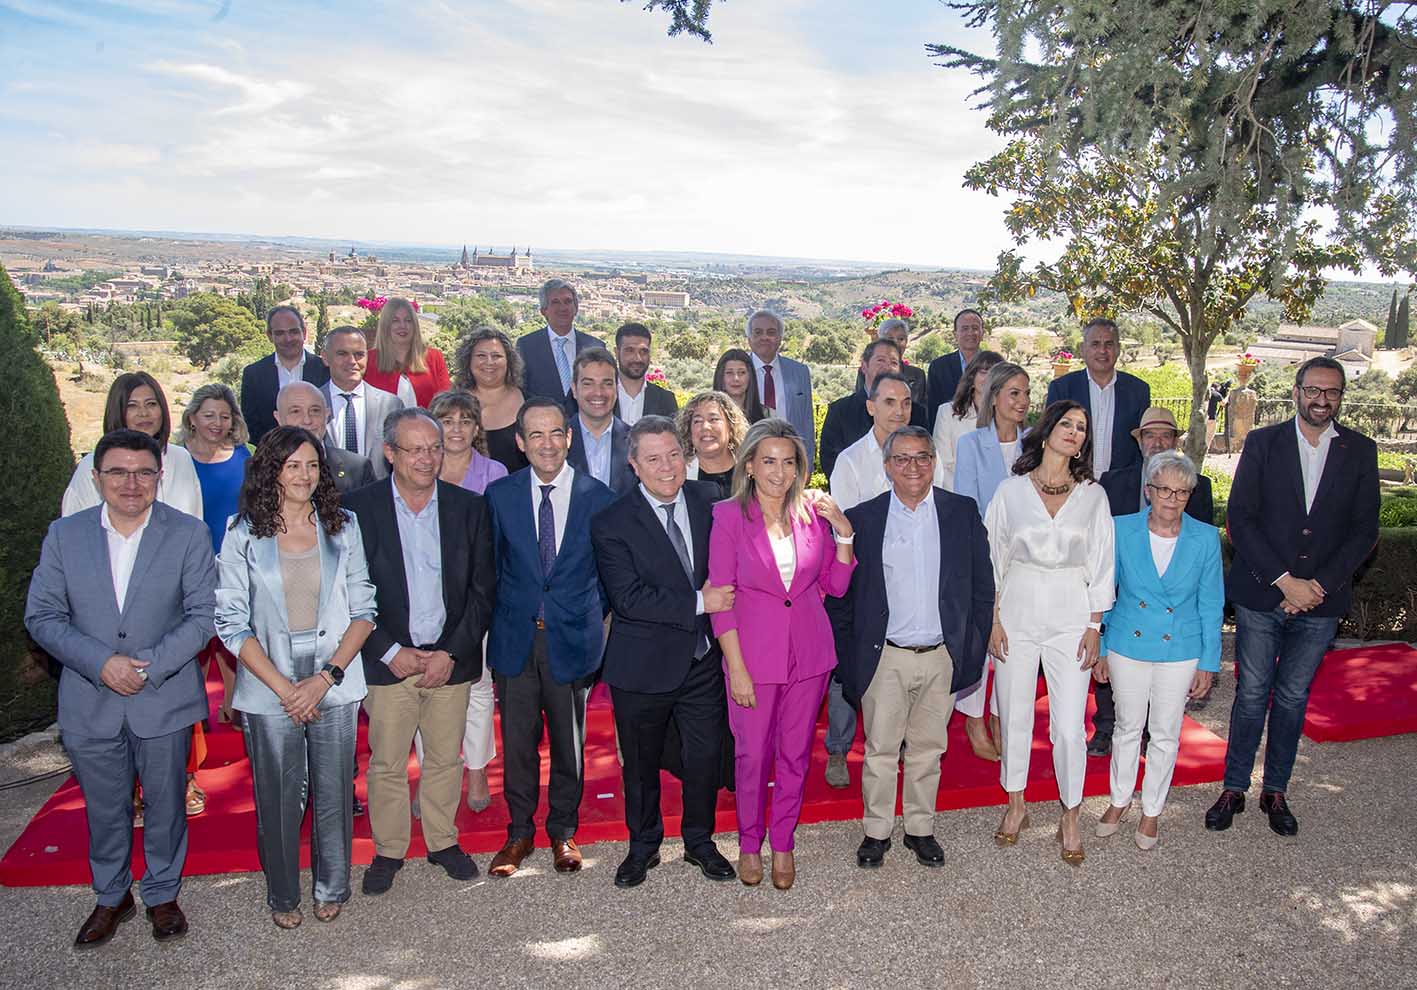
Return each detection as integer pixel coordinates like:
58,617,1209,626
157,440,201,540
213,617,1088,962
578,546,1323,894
1387,288,1400,345
1396,292,1411,350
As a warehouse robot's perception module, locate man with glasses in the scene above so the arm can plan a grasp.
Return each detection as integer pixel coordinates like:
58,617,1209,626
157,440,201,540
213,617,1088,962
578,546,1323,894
831,426,994,868
345,409,497,894
1206,357,1379,837
1090,407,1215,754
27,429,217,947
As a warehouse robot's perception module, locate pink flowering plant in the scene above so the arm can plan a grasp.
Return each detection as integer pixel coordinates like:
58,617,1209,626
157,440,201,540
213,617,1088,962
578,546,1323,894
860,300,914,331
645,367,668,385
1051,349,1074,363
356,295,420,314
1238,351,1261,367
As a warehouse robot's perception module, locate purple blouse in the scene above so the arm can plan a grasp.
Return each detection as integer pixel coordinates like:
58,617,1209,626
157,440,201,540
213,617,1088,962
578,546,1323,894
459,450,508,494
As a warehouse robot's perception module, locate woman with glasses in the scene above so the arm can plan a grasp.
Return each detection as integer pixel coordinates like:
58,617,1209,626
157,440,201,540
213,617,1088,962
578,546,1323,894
1094,450,1222,850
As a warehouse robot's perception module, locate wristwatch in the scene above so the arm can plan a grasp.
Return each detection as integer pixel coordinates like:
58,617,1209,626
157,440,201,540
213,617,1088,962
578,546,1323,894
321,663,345,686
1086,621,1102,632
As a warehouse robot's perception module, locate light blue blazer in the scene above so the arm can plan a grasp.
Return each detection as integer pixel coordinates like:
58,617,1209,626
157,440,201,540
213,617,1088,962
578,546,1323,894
1100,509,1223,672
775,355,817,473
216,511,378,715
953,425,1029,517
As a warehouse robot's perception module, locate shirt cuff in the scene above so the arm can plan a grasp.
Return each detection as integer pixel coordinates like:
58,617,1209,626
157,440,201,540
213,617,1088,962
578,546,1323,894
695,591,705,616
1271,571,1291,587
379,643,402,666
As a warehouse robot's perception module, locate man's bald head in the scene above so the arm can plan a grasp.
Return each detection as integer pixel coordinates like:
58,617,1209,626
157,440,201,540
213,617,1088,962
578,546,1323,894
274,381,329,439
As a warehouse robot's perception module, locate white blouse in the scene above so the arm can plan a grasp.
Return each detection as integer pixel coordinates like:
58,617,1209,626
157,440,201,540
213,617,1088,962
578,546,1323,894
932,406,978,492
771,532,796,590
983,475,1116,615
61,442,205,520
1149,531,1179,576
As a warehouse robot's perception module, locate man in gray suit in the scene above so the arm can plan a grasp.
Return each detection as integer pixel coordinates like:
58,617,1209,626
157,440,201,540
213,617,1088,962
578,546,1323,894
273,381,376,494
26,429,217,949
745,308,816,471
321,325,404,480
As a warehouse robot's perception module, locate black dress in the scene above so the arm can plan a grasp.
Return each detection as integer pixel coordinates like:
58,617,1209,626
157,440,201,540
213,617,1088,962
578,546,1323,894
485,423,529,474
696,466,734,500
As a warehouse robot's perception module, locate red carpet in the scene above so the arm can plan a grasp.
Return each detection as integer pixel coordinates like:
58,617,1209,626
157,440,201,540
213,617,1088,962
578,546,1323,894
1303,642,1417,742
1,667,1226,888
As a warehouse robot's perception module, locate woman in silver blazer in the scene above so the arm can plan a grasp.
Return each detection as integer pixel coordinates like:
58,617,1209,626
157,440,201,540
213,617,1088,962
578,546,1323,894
216,426,377,929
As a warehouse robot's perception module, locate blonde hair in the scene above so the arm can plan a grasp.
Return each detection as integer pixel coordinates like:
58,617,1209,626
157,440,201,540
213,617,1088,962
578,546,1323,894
677,390,749,460
732,418,811,524
374,298,428,375
180,382,250,447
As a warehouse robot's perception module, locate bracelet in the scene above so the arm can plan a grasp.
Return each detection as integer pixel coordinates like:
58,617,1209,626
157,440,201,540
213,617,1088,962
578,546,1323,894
834,531,854,544
1086,621,1102,632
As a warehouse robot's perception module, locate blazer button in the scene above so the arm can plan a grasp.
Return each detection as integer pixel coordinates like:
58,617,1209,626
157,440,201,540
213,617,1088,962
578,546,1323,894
1133,630,1141,637
1138,600,1147,608
319,630,327,637
1162,634,1171,641
1165,607,1173,614
1298,554,1309,561
544,584,551,592
117,632,126,639
784,599,792,608
1301,528,1312,537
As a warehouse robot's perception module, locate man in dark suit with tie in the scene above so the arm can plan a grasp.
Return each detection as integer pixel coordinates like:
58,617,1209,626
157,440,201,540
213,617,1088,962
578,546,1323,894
819,339,930,480
831,426,994,868
591,416,739,887
344,408,497,895
613,322,678,425
515,278,607,409
240,305,330,444
1045,317,1151,475
926,308,985,428
272,382,375,494
483,397,617,877
26,429,217,947
1206,357,1378,838
567,348,635,494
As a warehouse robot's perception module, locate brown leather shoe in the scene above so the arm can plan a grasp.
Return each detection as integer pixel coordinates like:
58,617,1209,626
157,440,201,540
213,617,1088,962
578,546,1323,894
145,901,189,942
551,837,582,873
74,891,135,949
771,850,795,890
737,853,763,887
488,837,535,878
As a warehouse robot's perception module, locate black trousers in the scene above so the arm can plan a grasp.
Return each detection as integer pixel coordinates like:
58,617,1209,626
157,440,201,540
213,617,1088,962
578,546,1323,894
611,654,725,858
494,630,591,842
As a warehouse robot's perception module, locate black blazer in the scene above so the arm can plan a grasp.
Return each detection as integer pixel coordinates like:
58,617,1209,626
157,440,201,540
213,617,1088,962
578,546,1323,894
240,352,331,444
592,480,718,694
1100,465,1214,525
819,389,929,481
568,417,635,495
322,438,376,495
615,381,679,421
1044,369,1151,472
829,489,994,705
344,478,497,686
1225,418,1379,617
515,326,607,409
926,349,968,427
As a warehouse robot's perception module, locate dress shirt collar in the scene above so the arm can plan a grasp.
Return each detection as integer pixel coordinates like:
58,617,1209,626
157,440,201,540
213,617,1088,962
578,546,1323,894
533,460,575,492
332,378,366,398
1088,369,1118,391
392,479,438,519
1294,416,1338,448
100,502,153,541
640,483,686,515
547,324,576,343
578,413,613,441
276,349,309,375
750,351,776,373
888,488,932,518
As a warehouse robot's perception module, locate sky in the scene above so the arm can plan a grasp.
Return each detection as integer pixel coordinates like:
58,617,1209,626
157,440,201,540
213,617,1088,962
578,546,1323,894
0,0,1014,268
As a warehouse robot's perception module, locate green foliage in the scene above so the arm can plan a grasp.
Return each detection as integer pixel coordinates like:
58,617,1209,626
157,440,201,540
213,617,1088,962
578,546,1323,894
426,295,519,355
1338,528,1417,640
0,264,74,740
1395,292,1411,349
1393,367,1417,405
169,292,265,370
314,296,331,351
1127,362,1196,398
1386,288,1400,345
912,330,949,364
34,269,119,295
638,0,714,42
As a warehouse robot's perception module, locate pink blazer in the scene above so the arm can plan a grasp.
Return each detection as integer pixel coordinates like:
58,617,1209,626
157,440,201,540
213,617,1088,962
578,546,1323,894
708,498,856,685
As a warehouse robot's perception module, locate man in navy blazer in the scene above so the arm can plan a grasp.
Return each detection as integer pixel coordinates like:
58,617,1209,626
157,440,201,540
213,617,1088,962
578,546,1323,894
240,305,330,444
1206,357,1379,838
483,397,616,877
1045,318,1150,475
515,278,607,410
612,322,678,425
925,308,986,427
27,430,217,947
566,347,636,494
830,426,994,868
591,416,738,887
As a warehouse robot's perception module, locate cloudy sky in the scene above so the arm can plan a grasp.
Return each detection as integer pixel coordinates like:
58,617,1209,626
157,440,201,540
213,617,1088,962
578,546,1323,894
0,0,1012,267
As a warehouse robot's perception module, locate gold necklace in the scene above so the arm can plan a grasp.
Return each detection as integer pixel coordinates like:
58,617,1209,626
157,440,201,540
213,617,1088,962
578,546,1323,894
1031,470,1073,496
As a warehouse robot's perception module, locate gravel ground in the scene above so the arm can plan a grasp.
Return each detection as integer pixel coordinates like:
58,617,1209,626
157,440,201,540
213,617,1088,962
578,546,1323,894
1,635,1414,990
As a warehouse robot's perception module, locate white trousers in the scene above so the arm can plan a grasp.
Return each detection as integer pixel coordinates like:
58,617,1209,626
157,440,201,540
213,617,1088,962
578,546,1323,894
995,568,1091,808
413,672,496,772
1106,654,1197,817
953,658,999,719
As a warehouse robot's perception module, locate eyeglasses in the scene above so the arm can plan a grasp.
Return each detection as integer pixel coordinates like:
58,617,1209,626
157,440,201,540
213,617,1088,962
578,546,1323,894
389,442,444,458
1146,483,1193,501
100,468,160,483
889,452,936,469
1299,386,1344,402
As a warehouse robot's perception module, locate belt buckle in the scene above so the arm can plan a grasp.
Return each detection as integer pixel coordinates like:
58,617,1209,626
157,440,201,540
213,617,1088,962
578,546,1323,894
534,618,546,630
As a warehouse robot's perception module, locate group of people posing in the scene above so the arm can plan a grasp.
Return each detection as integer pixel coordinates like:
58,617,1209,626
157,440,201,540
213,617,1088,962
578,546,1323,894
26,280,1379,950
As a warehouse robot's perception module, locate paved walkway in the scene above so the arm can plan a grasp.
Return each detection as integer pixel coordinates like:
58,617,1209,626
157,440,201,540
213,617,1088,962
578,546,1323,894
1,641,1413,990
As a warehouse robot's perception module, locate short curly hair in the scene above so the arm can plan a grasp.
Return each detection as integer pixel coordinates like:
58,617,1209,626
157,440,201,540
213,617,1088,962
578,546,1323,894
453,325,525,391
677,390,749,461
237,426,348,539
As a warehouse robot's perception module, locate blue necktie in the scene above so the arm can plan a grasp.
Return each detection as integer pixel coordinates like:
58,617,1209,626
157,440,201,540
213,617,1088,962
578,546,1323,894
552,335,572,394
537,483,556,620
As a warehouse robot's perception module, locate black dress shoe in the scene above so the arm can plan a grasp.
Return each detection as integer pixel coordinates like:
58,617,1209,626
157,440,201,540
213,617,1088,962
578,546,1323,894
427,845,479,880
683,846,736,881
145,901,188,942
856,836,891,868
1205,789,1246,831
74,891,135,949
614,852,660,888
361,855,404,895
1259,791,1299,836
1086,732,1112,757
902,833,945,867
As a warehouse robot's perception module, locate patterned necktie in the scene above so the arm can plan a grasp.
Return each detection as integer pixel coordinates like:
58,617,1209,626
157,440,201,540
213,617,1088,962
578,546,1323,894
662,502,709,659
537,483,556,620
553,334,573,395
762,363,777,410
341,393,358,452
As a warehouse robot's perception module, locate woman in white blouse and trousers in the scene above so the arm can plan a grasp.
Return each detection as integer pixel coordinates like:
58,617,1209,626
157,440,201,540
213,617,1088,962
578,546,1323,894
985,400,1115,866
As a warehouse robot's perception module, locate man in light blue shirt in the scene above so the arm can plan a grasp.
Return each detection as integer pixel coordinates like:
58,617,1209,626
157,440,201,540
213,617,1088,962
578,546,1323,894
568,347,634,494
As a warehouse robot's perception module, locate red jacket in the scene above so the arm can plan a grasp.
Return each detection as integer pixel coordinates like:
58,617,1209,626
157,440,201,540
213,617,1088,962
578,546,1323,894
364,347,451,409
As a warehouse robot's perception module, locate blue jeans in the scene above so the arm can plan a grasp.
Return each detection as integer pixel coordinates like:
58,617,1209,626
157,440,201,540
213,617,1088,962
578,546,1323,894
1223,604,1337,794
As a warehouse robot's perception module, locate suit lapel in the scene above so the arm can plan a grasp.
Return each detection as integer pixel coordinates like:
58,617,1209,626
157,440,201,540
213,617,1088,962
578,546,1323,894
611,421,630,491
315,520,339,623
435,482,462,619
375,484,411,620
1308,424,1351,517
120,507,169,616
549,473,592,579
635,492,693,589
1276,418,1307,516
1157,516,1199,603
786,511,818,596
508,470,541,575
1073,372,1092,421
89,512,122,621
745,500,783,593
684,485,712,585
251,526,292,630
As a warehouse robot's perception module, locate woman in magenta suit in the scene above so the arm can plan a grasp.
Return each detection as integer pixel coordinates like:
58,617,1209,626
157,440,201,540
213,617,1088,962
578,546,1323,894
708,418,856,891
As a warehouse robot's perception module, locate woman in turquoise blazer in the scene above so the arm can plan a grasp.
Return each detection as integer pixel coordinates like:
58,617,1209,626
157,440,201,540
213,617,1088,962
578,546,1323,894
1094,450,1222,850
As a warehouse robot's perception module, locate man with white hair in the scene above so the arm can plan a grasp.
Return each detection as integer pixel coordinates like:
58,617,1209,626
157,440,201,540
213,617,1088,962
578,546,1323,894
517,278,608,410
273,381,376,494
744,308,816,471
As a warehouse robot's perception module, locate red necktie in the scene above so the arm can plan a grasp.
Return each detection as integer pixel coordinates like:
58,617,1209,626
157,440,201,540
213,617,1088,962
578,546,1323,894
763,364,777,410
